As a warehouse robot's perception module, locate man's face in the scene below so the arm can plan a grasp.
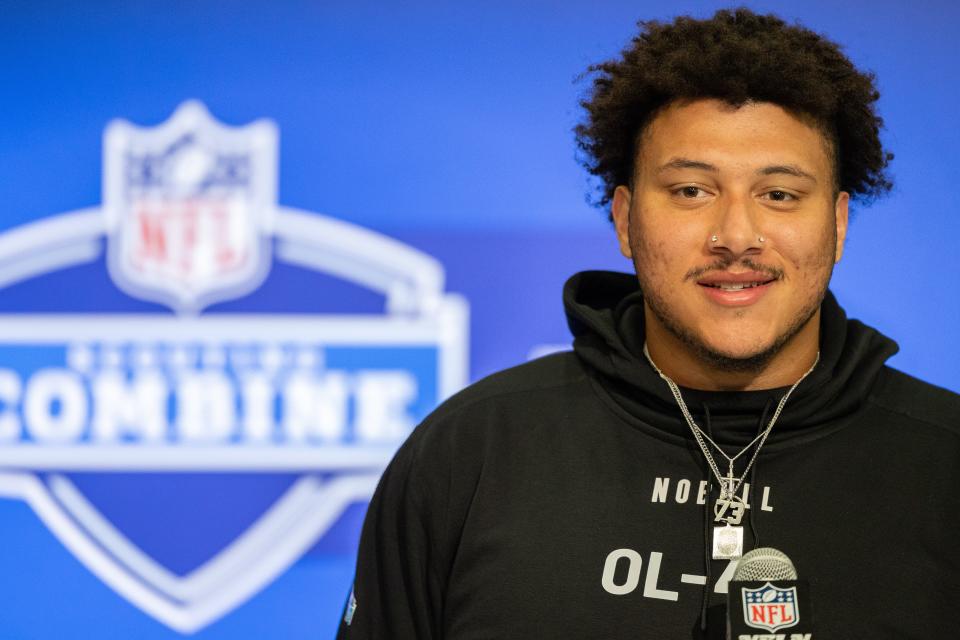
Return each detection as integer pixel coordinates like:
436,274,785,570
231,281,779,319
612,99,849,371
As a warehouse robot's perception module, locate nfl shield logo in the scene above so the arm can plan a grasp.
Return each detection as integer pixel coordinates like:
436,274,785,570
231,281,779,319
103,101,277,312
741,582,800,632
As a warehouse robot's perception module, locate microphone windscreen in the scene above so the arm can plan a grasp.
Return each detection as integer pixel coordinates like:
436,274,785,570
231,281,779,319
732,547,798,581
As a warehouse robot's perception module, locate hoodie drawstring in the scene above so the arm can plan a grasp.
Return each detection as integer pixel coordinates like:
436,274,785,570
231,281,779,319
699,404,714,633
749,398,774,549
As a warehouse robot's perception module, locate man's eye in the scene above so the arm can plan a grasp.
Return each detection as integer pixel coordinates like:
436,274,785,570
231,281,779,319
675,186,706,198
764,190,795,202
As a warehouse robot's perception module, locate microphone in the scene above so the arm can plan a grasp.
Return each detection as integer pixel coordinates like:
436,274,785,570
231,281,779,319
726,547,815,639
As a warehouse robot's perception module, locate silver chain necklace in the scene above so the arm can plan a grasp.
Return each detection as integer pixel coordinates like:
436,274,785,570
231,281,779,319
642,343,819,559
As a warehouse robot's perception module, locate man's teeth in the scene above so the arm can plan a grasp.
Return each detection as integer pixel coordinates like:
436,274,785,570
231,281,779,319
711,282,765,290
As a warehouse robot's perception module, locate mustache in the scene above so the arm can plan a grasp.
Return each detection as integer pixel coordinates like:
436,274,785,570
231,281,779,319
684,258,784,282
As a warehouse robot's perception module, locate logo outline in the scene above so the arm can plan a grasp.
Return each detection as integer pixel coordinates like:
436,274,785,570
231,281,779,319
0,103,468,634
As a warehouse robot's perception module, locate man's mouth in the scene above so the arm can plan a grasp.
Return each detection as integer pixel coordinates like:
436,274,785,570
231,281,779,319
695,271,779,306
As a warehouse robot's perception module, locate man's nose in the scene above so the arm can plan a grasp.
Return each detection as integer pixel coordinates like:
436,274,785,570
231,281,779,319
710,192,764,257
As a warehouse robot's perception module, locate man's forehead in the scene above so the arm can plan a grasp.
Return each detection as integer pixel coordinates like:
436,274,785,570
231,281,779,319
637,98,836,177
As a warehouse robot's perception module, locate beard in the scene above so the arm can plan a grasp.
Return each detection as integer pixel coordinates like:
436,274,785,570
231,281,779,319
633,254,833,375
641,284,824,374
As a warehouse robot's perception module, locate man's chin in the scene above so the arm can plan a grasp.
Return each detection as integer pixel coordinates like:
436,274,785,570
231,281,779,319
689,341,782,374
648,303,796,375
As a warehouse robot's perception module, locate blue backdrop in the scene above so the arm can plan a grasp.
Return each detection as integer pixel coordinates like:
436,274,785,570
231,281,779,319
0,1,956,638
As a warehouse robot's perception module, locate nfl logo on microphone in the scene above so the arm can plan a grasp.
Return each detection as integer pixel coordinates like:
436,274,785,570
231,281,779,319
741,582,800,633
0,102,467,634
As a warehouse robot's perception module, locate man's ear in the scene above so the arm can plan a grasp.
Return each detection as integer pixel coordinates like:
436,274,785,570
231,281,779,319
612,185,633,259
834,191,850,263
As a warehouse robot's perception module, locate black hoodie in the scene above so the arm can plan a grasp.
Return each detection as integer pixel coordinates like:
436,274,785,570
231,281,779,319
338,270,960,639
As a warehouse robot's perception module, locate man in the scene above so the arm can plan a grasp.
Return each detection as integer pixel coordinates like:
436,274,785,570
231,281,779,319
338,8,960,638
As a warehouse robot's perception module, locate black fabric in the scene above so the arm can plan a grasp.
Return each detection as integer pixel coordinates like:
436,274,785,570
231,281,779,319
338,270,960,639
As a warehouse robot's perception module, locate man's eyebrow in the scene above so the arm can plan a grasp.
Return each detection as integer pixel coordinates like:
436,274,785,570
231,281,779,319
757,164,817,182
656,158,718,174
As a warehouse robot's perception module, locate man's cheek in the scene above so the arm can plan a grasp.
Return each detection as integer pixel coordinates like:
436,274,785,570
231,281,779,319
632,234,674,274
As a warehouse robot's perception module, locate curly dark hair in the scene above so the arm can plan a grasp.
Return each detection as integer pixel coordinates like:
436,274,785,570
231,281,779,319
575,7,893,219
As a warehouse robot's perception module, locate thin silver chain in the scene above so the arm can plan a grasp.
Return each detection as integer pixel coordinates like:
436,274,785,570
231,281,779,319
642,344,819,499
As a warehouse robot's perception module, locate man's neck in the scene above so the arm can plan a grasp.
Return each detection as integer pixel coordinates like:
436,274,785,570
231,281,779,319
643,307,822,392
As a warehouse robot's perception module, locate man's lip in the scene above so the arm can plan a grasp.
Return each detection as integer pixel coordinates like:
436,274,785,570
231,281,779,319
696,271,778,286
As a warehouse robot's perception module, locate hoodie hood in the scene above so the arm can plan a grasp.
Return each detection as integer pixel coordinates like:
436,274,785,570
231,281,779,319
565,270,899,448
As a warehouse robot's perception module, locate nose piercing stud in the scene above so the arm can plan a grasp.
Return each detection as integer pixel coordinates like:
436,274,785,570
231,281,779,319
710,234,765,243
